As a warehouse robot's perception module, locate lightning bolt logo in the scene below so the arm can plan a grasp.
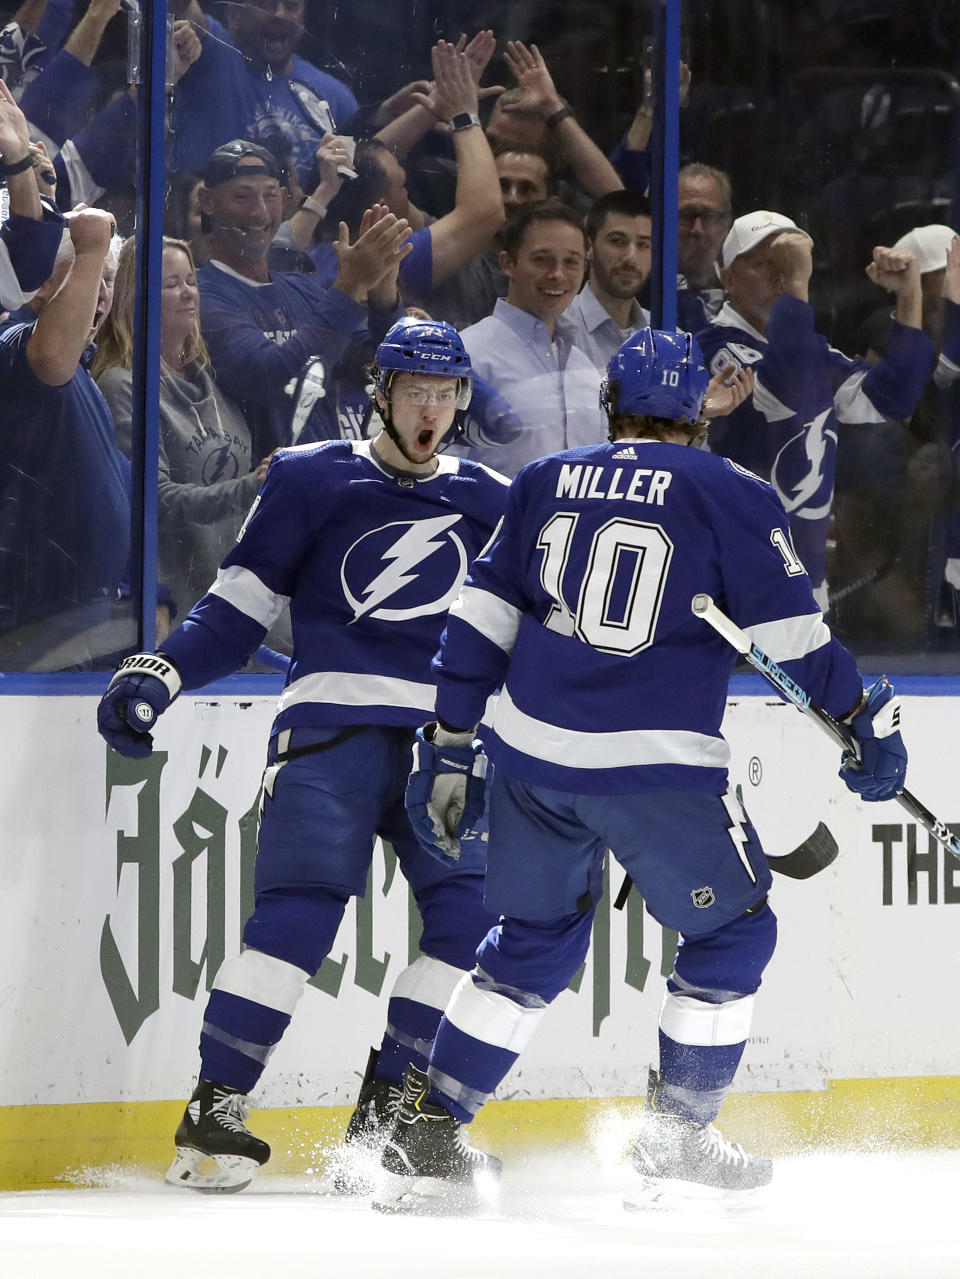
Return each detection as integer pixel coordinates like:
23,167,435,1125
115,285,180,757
341,515,468,622
774,408,837,518
723,789,757,884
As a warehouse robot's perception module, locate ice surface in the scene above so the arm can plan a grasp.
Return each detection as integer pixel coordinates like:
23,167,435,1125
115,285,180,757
3,1145,960,1278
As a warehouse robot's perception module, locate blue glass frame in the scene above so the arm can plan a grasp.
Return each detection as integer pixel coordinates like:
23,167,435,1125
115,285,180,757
4,0,959,699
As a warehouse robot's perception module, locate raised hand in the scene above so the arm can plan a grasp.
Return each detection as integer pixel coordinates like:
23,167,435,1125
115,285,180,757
501,40,564,118
456,28,504,101
411,39,479,123
702,363,755,418
941,234,960,305
333,203,412,302
0,77,31,166
172,18,202,83
866,244,921,295
311,132,351,199
67,204,117,258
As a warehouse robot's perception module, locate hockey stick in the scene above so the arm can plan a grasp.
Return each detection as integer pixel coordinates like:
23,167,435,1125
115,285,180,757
736,783,839,880
691,593,960,861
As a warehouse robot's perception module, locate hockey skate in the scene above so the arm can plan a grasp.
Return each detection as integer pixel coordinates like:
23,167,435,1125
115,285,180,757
625,1069,772,1209
372,1064,502,1214
332,1047,402,1195
164,1079,270,1193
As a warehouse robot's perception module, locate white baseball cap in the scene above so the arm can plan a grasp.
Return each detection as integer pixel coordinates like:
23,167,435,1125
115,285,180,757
893,224,956,274
719,210,811,269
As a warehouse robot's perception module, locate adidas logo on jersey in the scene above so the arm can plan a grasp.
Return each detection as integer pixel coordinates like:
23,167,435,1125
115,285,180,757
611,446,637,460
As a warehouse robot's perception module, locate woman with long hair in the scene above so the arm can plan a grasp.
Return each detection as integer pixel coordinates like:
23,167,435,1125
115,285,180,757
93,236,270,634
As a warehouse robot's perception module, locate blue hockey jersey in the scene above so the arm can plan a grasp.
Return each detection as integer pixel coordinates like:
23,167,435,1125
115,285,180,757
698,296,933,592
160,440,509,732
433,438,863,794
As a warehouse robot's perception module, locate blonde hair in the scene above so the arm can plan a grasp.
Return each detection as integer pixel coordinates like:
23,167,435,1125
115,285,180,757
92,236,209,380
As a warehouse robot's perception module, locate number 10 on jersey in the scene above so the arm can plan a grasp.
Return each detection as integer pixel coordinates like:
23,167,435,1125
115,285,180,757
537,513,674,656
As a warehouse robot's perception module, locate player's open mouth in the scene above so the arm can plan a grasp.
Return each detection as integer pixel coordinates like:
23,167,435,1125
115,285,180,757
416,428,433,448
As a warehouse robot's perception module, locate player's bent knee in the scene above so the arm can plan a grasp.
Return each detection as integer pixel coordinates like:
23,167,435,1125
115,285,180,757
672,900,778,998
242,887,351,975
476,911,595,1002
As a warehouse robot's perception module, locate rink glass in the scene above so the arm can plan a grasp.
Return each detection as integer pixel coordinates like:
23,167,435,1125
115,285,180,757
2,0,958,676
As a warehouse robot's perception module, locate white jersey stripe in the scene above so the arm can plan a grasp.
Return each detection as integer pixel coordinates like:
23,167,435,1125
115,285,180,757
449,584,521,654
208,564,290,628
493,686,729,771
277,669,436,715
744,611,830,662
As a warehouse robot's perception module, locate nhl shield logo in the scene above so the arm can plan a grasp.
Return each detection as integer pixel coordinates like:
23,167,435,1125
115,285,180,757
691,886,715,909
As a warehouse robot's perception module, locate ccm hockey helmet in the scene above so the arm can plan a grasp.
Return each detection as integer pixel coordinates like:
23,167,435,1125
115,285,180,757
375,318,473,410
601,327,709,422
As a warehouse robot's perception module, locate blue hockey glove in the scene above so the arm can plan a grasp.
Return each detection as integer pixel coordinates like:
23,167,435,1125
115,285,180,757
97,652,182,759
405,723,487,865
839,676,906,802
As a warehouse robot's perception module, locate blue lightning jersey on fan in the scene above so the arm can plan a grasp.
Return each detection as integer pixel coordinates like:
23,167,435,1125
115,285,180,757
197,261,402,457
432,438,863,794
697,295,932,591
160,440,508,731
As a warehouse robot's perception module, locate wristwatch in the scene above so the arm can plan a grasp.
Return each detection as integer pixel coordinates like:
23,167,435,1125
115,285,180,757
0,152,34,177
451,112,481,132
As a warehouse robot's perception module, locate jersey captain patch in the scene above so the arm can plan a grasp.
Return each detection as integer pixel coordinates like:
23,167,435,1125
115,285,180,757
340,514,468,622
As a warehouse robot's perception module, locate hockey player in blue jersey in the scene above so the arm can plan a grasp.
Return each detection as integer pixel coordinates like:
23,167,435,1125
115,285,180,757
378,327,907,1209
96,318,509,1192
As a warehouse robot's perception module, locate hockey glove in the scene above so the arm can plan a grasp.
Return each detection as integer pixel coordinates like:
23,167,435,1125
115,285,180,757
96,652,182,759
839,676,906,802
405,722,487,865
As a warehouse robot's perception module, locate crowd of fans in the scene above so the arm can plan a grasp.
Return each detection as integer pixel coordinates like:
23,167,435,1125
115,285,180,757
0,0,957,669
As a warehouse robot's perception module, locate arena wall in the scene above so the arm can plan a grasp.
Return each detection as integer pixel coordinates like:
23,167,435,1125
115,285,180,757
2,688,958,1188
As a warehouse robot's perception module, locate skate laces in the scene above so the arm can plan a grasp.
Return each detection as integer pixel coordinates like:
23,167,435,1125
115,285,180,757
209,1090,251,1134
696,1122,749,1167
453,1123,486,1165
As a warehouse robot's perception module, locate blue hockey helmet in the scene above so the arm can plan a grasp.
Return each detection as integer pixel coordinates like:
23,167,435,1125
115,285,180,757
600,327,710,422
375,318,473,410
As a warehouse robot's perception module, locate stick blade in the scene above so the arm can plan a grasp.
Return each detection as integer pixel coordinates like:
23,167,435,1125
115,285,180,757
767,822,839,879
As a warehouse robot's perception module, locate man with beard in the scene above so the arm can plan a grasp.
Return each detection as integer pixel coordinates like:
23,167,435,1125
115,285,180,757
564,190,652,371
565,191,754,421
